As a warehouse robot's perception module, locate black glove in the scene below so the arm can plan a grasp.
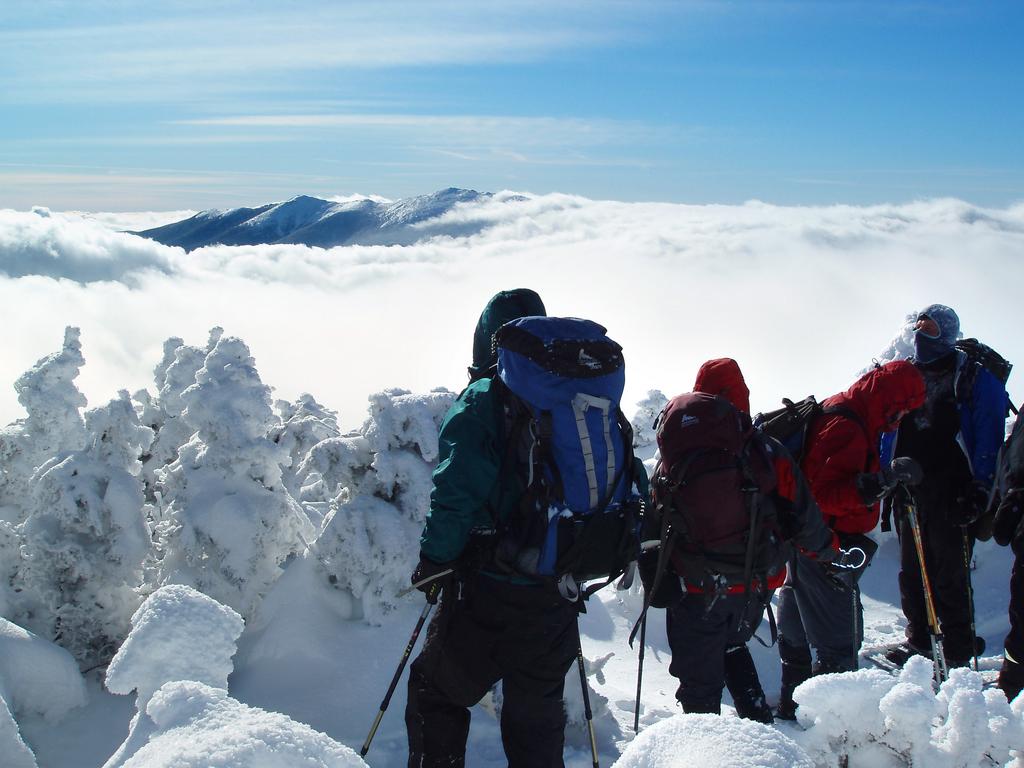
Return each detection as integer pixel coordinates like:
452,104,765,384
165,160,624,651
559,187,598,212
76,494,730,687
856,472,885,504
857,458,924,505
410,555,457,604
956,481,991,527
818,554,853,591
886,457,924,487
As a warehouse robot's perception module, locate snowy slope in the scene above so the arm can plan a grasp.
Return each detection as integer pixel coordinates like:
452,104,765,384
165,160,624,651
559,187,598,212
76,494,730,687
136,188,490,250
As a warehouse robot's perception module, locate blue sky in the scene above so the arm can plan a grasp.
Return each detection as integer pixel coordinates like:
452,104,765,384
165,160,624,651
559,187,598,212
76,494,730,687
1,0,1021,210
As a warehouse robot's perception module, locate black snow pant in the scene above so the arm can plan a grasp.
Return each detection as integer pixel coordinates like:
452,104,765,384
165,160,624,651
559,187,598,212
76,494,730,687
777,545,869,676
666,590,770,716
405,573,579,768
999,554,1024,702
897,493,977,663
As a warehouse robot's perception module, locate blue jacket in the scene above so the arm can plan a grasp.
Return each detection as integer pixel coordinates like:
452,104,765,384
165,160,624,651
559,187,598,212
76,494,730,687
881,352,1008,487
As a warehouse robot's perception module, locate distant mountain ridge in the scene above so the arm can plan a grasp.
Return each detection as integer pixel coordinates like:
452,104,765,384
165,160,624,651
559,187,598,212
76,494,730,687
136,188,492,251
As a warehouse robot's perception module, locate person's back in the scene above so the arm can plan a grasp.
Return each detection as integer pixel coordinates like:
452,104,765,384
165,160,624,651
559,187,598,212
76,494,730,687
641,359,835,723
775,360,925,719
406,289,644,768
801,360,926,533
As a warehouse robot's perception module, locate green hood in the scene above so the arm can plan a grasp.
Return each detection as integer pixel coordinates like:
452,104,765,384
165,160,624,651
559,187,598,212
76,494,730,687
468,288,546,380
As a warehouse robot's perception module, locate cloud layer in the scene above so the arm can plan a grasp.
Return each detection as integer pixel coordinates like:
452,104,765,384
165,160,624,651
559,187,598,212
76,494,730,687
1,194,1022,429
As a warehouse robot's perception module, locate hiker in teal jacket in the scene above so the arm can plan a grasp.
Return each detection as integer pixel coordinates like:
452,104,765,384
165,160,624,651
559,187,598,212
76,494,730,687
405,289,582,768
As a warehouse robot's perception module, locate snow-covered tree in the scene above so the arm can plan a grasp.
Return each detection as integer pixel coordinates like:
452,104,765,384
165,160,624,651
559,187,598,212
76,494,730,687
153,333,314,620
309,387,454,623
294,431,372,506
630,389,667,465
0,327,87,522
139,333,218,505
13,391,153,667
270,393,341,499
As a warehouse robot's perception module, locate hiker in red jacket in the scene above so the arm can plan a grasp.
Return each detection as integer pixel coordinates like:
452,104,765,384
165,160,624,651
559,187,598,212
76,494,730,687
775,360,926,719
688,358,837,723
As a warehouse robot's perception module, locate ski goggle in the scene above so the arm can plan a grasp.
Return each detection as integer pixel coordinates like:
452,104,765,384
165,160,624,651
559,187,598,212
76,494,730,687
914,315,941,339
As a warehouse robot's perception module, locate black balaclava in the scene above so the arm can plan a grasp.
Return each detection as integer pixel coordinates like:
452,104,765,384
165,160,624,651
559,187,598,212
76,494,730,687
913,304,960,365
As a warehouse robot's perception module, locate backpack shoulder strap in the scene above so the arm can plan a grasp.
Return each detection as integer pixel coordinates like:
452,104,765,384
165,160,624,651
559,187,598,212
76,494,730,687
486,375,535,527
819,404,873,472
820,403,868,440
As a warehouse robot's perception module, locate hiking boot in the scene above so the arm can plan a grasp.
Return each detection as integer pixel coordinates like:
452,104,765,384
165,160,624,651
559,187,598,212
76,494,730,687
724,645,774,724
944,636,986,668
774,697,799,722
812,657,854,676
884,641,930,668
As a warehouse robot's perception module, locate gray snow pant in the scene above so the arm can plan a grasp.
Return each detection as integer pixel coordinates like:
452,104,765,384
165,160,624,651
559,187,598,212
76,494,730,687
777,549,866,674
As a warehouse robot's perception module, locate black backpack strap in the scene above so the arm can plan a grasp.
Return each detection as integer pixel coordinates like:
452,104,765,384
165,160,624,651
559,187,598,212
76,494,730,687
751,590,779,648
487,376,534,529
628,451,702,646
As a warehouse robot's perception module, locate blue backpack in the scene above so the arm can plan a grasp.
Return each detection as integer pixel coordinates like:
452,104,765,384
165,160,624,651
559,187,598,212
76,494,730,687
491,316,642,597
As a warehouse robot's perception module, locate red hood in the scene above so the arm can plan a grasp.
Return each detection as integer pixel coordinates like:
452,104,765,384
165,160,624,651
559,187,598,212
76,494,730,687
693,358,750,414
823,360,926,438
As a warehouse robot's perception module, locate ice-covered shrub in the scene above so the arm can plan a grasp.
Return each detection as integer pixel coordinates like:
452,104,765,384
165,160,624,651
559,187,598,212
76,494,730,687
631,390,667,450
309,388,455,622
631,390,667,466
105,585,244,708
14,391,153,666
294,433,373,505
111,681,366,768
270,393,341,498
790,658,1024,767
0,327,88,521
153,334,314,619
0,520,19,616
140,333,218,503
792,666,897,763
612,712,814,768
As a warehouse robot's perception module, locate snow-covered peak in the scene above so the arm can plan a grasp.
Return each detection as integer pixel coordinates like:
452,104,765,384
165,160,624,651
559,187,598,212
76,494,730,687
136,188,492,250
240,195,339,238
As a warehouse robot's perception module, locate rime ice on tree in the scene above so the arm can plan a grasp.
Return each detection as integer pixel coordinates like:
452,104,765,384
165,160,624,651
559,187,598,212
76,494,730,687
153,333,314,620
139,333,219,505
309,387,455,622
15,391,153,666
0,327,88,521
631,389,667,465
270,393,341,500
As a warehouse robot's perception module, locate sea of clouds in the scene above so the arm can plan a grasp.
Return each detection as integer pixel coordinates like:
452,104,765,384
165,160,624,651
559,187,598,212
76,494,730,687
1,193,1022,430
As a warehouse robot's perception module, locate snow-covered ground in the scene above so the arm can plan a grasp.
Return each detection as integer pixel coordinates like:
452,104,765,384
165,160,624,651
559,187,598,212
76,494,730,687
0,199,1022,766
9,531,1020,767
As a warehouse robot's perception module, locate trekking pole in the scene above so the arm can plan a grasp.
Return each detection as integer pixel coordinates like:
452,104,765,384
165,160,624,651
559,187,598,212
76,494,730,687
633,611,646,733
961,527,980,672
852,581,860,670
904,491,949,686
360,584,437,758
577,639,600,768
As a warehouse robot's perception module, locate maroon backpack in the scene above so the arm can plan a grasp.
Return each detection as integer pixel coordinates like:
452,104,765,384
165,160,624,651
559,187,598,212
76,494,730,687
641,392,783,601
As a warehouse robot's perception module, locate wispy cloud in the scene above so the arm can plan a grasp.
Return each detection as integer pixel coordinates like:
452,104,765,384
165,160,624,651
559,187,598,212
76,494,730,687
174,113,686,149
0,1,644,104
